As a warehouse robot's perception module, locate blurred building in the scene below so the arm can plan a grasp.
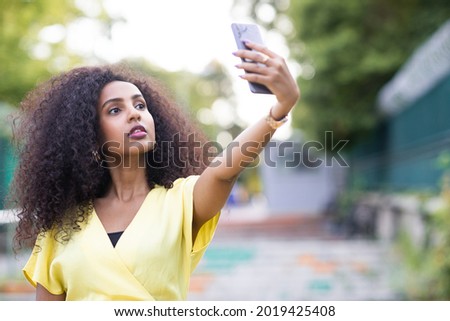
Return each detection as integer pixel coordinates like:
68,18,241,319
259,140,348,216
256,20,450,222
349,19,450,192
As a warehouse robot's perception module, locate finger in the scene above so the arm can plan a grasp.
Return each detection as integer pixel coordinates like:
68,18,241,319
239,72,270,86
235,61,271,74
241,40,278,59
233,50,271,65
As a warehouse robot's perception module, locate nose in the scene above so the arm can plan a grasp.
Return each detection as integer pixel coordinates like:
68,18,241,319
127,105,141,122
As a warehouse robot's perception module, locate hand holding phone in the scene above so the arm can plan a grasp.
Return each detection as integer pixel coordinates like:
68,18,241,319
231,23,273,94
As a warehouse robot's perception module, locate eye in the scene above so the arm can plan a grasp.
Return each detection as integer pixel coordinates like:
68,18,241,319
108,107,120,115
135,103,146,110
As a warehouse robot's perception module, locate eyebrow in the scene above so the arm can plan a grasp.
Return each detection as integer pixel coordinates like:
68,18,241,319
101,94,144,109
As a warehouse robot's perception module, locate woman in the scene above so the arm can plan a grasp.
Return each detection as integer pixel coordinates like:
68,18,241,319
10,41,299,300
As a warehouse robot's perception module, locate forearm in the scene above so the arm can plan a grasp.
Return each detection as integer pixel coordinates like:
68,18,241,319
207,109,279,182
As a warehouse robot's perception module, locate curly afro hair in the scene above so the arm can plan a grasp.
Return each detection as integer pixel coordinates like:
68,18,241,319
9,64,211,249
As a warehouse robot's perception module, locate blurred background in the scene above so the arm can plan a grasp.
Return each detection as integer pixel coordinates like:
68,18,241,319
1,0,450,300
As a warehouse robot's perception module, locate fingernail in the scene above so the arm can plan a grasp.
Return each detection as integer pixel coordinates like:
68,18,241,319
232,51,238,56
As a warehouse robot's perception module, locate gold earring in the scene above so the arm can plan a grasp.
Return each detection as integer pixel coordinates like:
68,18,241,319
92,150,101,164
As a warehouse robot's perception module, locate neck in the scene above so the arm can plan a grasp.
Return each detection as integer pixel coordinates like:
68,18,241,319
105,154,150,201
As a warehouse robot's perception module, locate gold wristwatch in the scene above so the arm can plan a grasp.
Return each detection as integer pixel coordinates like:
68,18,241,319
266,108,288,129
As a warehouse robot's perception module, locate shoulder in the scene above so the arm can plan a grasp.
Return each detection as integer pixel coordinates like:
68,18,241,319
153,175,200,193
172,175,200,188
147,176,200,205
158,175,200,195
171,175,200,198
151,175,199,207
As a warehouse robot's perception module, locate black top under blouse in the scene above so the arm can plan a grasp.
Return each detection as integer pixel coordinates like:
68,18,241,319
107,231,124,247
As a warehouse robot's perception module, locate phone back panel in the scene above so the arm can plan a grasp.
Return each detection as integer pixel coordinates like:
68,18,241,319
231,23,272,94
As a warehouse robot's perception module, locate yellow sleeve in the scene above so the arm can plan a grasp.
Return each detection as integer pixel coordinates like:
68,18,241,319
180,175,220,273
22,231,65,295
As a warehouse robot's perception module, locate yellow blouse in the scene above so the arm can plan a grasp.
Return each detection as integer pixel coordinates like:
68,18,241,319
23,175,220,300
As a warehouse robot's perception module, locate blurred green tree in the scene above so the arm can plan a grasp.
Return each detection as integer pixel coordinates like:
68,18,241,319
236,0,450,145
0,0,83,105
0,0,113,208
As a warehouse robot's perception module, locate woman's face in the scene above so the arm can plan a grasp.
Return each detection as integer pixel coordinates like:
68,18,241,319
97,81,156,163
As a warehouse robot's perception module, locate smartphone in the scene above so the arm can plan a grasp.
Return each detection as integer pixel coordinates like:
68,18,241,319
231,23,273,94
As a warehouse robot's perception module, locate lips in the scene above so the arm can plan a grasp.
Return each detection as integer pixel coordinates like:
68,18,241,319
128,125,147,139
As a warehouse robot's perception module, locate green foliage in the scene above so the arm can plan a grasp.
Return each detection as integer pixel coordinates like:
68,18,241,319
396,166,450,299
397,193,450,299
0,0,117,106
0,0,79,105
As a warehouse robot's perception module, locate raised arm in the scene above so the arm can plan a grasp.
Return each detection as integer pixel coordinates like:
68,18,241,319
192,41,300,234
